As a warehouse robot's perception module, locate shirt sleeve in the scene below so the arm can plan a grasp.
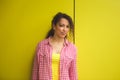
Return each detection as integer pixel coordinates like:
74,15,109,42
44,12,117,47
32,44,40,80
69,46,78,80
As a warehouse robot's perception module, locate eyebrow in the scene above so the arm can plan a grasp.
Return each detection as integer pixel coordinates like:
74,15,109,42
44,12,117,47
58,22,69,26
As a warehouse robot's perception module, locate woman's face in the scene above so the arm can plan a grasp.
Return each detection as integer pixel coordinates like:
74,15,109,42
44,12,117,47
53,18,70,38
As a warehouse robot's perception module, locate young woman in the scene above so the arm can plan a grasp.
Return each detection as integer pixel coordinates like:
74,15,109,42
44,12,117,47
32,12,78,80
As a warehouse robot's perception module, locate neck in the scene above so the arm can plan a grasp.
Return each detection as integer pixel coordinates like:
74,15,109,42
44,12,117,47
51,35,65,44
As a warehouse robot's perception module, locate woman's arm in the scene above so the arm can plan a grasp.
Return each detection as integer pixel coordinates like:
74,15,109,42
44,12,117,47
32,44,40,80
69,46,78,80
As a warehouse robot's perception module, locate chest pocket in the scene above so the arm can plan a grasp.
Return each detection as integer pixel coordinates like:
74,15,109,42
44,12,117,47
63,55,73,69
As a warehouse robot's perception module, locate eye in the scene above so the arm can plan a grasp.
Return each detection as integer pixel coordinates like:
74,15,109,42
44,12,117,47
59,24,64,27
66,25,70,28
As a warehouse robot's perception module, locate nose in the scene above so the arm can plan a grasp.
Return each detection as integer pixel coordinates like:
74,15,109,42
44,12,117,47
63,26,68,31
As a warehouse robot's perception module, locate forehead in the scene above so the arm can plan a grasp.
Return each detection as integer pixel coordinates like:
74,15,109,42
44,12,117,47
58,18,69,25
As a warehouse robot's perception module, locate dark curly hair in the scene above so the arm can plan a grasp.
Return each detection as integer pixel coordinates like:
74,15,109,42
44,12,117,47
46,12,74,40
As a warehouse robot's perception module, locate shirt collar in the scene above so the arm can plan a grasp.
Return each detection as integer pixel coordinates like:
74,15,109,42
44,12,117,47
44,37,69,46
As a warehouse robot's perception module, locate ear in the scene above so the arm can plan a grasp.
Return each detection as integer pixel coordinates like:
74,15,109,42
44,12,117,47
53,24,56,30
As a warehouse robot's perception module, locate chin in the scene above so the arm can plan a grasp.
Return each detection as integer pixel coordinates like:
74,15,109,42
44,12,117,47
59,35,66,38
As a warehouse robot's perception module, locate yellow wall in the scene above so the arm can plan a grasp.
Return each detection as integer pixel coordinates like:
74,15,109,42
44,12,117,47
76,0,120,80
1,0,120,80
0,0,73,80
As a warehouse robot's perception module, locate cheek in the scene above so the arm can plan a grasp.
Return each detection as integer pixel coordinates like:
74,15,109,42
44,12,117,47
66,28,70,32
55,27,62,33
57,27,63,31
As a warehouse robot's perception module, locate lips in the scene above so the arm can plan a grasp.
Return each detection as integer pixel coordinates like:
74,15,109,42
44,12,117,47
61,32,66,35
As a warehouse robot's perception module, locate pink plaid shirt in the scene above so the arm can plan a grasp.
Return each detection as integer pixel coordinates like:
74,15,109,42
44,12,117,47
32,37,78,80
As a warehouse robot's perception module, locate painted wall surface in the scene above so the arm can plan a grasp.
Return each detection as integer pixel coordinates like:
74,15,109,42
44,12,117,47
0,0,73,80
1,0,120,80
75,0,120,80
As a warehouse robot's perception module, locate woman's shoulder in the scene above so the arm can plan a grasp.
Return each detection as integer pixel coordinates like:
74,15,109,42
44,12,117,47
35,38,49,55
66,40,77,57
37,38,49,47
67,40,77,49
